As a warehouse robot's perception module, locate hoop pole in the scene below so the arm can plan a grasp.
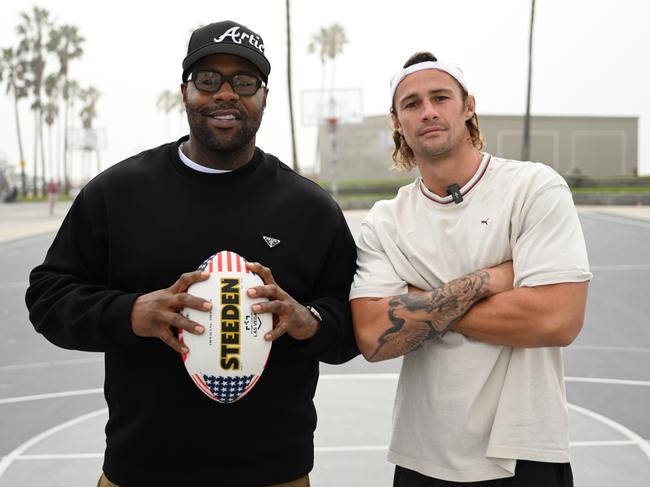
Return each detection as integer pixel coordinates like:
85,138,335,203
329,117,338,199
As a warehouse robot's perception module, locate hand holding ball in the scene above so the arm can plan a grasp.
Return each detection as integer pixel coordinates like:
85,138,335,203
180,251,272,404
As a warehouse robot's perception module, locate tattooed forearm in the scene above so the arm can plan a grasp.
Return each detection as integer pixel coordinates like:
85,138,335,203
369,270,491,361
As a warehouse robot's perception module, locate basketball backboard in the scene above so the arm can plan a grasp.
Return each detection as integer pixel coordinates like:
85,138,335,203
68,128,107,151
301,88,363,126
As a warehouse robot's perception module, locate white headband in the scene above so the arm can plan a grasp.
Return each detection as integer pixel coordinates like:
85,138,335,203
390,60,468,103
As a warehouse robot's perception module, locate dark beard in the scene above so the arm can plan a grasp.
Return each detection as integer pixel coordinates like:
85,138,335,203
187,104,262,155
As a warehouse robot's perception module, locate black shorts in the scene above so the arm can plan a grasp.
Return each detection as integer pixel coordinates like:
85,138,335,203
393,460,573,487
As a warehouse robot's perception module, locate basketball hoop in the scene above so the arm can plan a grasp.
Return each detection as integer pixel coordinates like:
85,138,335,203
300,88,363,127
68,127,107,151
300,88,363,186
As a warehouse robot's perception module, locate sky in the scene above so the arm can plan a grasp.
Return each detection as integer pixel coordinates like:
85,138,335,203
1,0,649,181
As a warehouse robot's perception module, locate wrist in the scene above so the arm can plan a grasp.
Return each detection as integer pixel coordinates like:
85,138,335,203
485,267,512,295
303,305,322,339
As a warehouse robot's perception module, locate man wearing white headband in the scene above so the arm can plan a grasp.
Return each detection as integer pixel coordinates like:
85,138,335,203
350,52,591,486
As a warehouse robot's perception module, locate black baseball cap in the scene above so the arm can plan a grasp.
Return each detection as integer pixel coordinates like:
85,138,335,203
182,20,271,84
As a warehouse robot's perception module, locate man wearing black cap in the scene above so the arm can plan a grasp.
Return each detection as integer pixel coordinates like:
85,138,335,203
26,21,358,487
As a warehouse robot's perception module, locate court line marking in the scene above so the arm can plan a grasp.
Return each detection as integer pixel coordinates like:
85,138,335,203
13,453,104,460
321,374,650,387
570,345,650,353
0,408,107,478
3,343,649,375
565,377,650,387
0,357,103,372
2,439,649,462
5,439,650,463
2,375,650,406
568,403,650,462
0,281,29,288
569,440,638,447
580,212,650,229
1,376,649,475
0,388,103,405
590,264,650,271
320,373,399,380
315,440,649,452
316,446,387,453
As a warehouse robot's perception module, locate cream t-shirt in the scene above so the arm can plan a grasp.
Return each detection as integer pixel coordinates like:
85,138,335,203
350,153,592,482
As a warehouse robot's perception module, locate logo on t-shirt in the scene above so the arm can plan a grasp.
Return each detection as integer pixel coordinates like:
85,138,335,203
263,235,281,248
481,218,490,226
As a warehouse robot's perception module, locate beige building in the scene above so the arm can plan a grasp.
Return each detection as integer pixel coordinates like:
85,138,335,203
318,114,639,180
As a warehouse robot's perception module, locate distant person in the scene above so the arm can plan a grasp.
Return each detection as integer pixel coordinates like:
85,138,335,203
26,20,358,487
0,169,16,202
47,178,58,215
350,52,592,486
3,186,18,203
0,169,9,196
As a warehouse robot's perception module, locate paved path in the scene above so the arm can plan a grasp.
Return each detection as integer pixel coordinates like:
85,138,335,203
0,201,72,243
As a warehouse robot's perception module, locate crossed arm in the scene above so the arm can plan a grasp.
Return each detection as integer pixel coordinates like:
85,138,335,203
351,263,588,362
452,281,588,348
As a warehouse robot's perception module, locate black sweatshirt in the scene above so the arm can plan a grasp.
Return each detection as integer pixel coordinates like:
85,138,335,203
25,138,359,486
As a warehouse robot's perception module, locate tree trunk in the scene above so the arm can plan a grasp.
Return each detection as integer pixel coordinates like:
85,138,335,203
48,123,54,185
522,0,536,162
12,82,27,197
82,149,90,183
286,0,299,173
56,101,62,185
39,109,47,197
32,110,39,197
63,94,70,195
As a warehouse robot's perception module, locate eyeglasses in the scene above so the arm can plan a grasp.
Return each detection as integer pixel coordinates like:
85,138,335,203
188,70,265,96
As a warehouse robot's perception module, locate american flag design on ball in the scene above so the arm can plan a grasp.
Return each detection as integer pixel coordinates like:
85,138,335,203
179,251,272,404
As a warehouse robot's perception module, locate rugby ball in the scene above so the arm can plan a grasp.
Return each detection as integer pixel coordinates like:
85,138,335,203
179,250,272,404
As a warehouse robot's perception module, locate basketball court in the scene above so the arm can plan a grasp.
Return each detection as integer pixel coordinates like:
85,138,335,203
0,204,649,486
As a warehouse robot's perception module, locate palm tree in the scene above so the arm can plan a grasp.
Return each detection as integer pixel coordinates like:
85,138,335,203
16,6,53,196
522,0,536,162
78,86,101,129
0,47,28,196
44,72,60,184
78,85,101,178
156,89,184,139
43,101,59,183
307,23,348,177
308,23,348,92
48,23,84,195
61,78,80,192
285,0,299,173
